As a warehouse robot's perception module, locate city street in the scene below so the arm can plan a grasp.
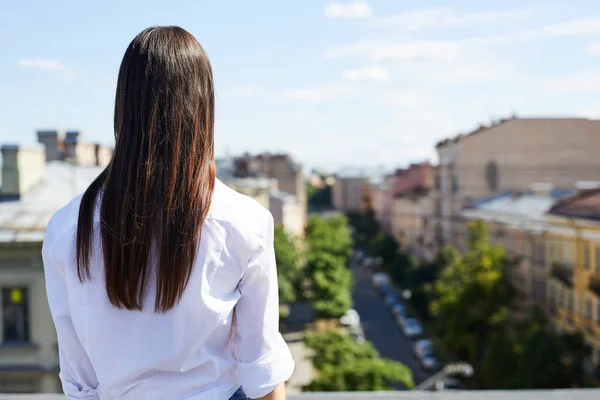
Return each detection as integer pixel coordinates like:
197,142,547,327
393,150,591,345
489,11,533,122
352,264,433,386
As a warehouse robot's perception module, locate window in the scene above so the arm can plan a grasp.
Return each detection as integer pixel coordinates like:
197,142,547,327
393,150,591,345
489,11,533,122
2,287,29,342
584,243,591,270
535,241,545,266
564,241,574,268
585,297,592,320
567,290,574,312
550,282,556,305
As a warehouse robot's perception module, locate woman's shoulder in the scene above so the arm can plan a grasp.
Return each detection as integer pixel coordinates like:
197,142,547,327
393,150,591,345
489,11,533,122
45,192,86,243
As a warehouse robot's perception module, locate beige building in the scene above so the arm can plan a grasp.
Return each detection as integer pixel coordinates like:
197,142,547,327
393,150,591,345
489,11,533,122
233,153,306,215
270,192,305,237
332,174,369,213
0,143,106,393
37,130,112,167
437,117,600,245
390,164,435,262
217,158,305,235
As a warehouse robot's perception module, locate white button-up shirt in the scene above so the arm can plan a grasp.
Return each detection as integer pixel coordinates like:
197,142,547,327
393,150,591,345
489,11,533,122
42,179,295,400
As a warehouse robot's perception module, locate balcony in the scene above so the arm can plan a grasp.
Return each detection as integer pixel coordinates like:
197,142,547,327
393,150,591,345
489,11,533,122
1,390,600,399
550,262,574,287
589,275,600,297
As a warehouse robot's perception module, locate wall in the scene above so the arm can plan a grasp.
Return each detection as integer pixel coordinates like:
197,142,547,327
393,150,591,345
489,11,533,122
0,247,60,393
457,119,600,204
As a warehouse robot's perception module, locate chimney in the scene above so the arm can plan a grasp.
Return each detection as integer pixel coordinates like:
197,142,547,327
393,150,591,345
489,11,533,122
37,129,65,161
1,145,46,197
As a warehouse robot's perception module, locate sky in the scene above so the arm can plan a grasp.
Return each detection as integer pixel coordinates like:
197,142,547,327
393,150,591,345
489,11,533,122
3,0,600,172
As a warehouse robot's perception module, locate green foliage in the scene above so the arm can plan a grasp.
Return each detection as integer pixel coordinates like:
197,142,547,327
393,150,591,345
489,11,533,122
431,221,592,389
366,230,399,266
303,331,414,391
307,182,332,209
274,224,304,304
305,215,353,318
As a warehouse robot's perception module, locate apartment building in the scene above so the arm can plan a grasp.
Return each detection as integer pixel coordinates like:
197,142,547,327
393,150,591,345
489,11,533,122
332,173,369,213
390,163,435,262
461,187,576,310
0,144,106,393
37,130,112,167
372,175,396,233
436,117,600,244
545,189,600,372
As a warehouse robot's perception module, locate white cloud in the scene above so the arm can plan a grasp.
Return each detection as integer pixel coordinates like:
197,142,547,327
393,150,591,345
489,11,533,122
540,70,600,93
325,1,373,19
17,58,69,72
370,40,461,62
342,66,389,82
282,85,353,101
323,40,380,59
375,7,533,32
585,42,600,55
382,88,439,109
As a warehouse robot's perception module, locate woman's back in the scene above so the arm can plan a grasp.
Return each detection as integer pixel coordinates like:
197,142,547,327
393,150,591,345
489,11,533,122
42,26,294,400
44,179,294,399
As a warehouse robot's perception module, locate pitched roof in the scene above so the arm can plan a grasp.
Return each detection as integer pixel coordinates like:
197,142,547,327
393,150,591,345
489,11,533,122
0,161,103,243
548,188,600,221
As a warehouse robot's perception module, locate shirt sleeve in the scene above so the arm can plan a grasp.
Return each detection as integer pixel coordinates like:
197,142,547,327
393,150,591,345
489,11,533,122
232,212,295,399
42,218,100,400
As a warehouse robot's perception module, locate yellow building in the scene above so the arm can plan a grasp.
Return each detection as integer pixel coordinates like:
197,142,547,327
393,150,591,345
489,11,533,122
546,189,600,371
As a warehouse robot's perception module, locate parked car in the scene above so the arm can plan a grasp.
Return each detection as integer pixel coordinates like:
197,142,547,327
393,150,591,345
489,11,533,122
413,339,434,359
340,309,360,327
372,272,391,289
420,353,440,370
435,378,462,391
384,292,398,307
401,318,423,338
391,303,407,318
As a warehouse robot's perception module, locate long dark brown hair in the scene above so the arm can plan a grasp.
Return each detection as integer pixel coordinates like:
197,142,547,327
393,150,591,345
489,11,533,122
76,26,215,312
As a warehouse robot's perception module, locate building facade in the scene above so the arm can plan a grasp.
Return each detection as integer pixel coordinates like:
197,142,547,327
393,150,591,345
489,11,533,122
545,190,600,372
0,142,107,393
437,117,600,246
332,175,369,213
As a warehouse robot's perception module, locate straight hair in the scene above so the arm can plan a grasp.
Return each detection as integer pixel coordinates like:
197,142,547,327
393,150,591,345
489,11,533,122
76,26,215,312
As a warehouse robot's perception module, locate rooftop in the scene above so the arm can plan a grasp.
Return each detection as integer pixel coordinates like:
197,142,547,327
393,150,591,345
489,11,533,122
461,189,576,231
2,390,600,400
548,188,600,221
0,161,103,243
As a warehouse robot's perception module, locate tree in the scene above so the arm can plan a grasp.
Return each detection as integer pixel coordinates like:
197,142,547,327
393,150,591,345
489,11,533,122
430,221,514,371
431,221,592,389
305,215,353,318
303,331,414,391
366,230,399,266
273,224,304,304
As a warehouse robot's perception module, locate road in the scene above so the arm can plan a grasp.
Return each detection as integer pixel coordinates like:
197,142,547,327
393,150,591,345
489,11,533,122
352,263,433,386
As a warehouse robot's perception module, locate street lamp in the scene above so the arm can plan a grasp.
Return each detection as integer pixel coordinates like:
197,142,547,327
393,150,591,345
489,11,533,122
413,362,473,391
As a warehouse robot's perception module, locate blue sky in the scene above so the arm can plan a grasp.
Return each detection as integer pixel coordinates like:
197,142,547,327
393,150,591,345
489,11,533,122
3,0,600,171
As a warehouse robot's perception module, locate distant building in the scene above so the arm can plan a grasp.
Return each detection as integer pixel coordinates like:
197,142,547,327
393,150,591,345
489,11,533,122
436,117,600,245
218,156,305,235
390,163,434,262
546,189,600,372
270,191,305,237
37,130,112,167
461,186,576,311
232,153,307,229
0,143,107,393
332,172,369,213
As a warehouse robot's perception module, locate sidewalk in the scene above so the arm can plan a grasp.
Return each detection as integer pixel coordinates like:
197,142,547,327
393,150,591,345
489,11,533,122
283,302,315,393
